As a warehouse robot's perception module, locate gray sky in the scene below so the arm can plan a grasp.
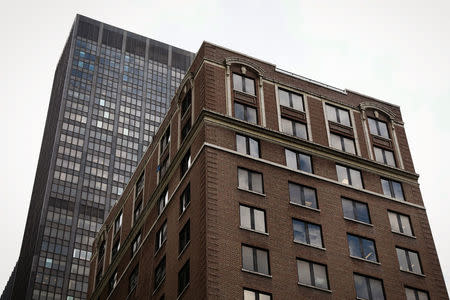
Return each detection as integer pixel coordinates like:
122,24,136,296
1,0,449,293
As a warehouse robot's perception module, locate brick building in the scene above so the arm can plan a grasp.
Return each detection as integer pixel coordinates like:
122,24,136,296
87,42,448,300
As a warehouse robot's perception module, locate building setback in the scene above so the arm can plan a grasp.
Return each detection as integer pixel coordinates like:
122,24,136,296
7,15,194,300
88,42,448,300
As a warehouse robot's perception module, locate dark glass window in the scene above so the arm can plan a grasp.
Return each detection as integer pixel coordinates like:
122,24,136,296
179,220,190,254
159,157,168,179
180,184,191,215
405,287,429,300
342,198,371,224
236,134,260,158
233,73,255,95
278,88,304,111
235,102,257,124
96,266,103,287
326,104,351,126
297,259,329,290
160,126,170,154
155,221,167,252
134,200,142,224
178,260,190,295
131,231,141,257
136,172,144,196
181,149,191,178
396,247,423,274
114,211,122,235
181,119,191,142
111,239,120,259
181,90,192,117
293,219,323,248
238,168,264,194
353,274,385,300
289,182,318,209
242,245,270,275
240,204,267,233
158,189,169,214
244,288,272,300
285,149,312,173
336,164,363,188
98,240,105,260
374,147,395,166
154,256,166,290
381,178,404,200
108,269,118,294
347,234,378,262
330,133,356,154
368,117,389,139
129,265,138,292
388,211,413,236
281,118,308,139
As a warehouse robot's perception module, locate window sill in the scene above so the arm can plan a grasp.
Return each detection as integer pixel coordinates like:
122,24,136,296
239,226,269,236
241,269,272,278
298,282,331,293
400,270,425,278
152,277,165,295
237,187,266,197
391,230,416,239
343,217,373,227
350,255,380,265
176,283,190,300
289,201,320,212
178,241,190,259
178,202,191,221
293,240,326,251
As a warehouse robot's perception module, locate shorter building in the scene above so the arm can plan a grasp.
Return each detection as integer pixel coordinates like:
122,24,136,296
87,42,448,299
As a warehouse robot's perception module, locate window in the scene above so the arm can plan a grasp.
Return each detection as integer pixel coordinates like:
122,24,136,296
381,178,404,200
134,200,142,223
285,149,312,173
155,221,167,252
278,88,304,111
96,267,103,287
242,245,270,275
233,73,255,95
293,219,323,248
238,168,264,194
336,164,363,188
240,204,267,233
330,133,356,154
158,189,169,214
160,126,170,154
181,119,191,142
154,256,166,289
132,231,141,257
111,239,120,259
179,220,190,254
289,182,318,209
108,269,118,293
281,118,308,139
180,184,190,215
368,117,389,139
114,211,122,235
181,90,192,117
347,234,378,262
388,211,413,236
297,259,329,290
236,134,260,158
136,172,144,196
159,157,168,179
235,102,257,124
353,274,385,300
374,147,395,166
129,265,138,292
180,149,191,177
326,104,351,126
178,260,190,295
342,198,371,224
405,287,429,300
396,247,423,274
244,288,272,300
98,240,105,260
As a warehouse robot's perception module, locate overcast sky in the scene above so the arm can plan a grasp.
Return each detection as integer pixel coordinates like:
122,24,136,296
1,0,449,293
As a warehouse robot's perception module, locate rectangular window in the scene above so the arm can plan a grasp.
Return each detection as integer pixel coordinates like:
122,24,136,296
238,168,264,194
158,189,169,214
336,164,363,188
129,265,138,293
181,90,192,117
235,102,257,124
281,118,308,139
326,104,351,127
388,211,413,236
134,200,142,224
236,134,260,158
347,234,378,262
297,259,329,290
155,221,167,252
396,247,423,274
179,220,190,254
98,240,105,260
240,204,267,233
180,149,191,177
285,149,312,173
160,126,170,154
136,172,144,196
111,239,120,259
178,260,190,295
233,73,255,95
244,288,272,300
353,274,385,300
342,198,371,224
330,133,356,154
405,287,429,300
242,245,270,275
289,182,318,209
381,178,404,200
131,232,141,257
368,117,389,139
278,88,304,111
160,156,168,179
154,256,166,290
374,147,395,166
181,119,191,142
293,219,323,248
114,211,122,235
180,184,191,215
108,269,118,293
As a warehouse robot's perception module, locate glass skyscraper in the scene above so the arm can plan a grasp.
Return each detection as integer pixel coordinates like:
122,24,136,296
6,15,194,300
